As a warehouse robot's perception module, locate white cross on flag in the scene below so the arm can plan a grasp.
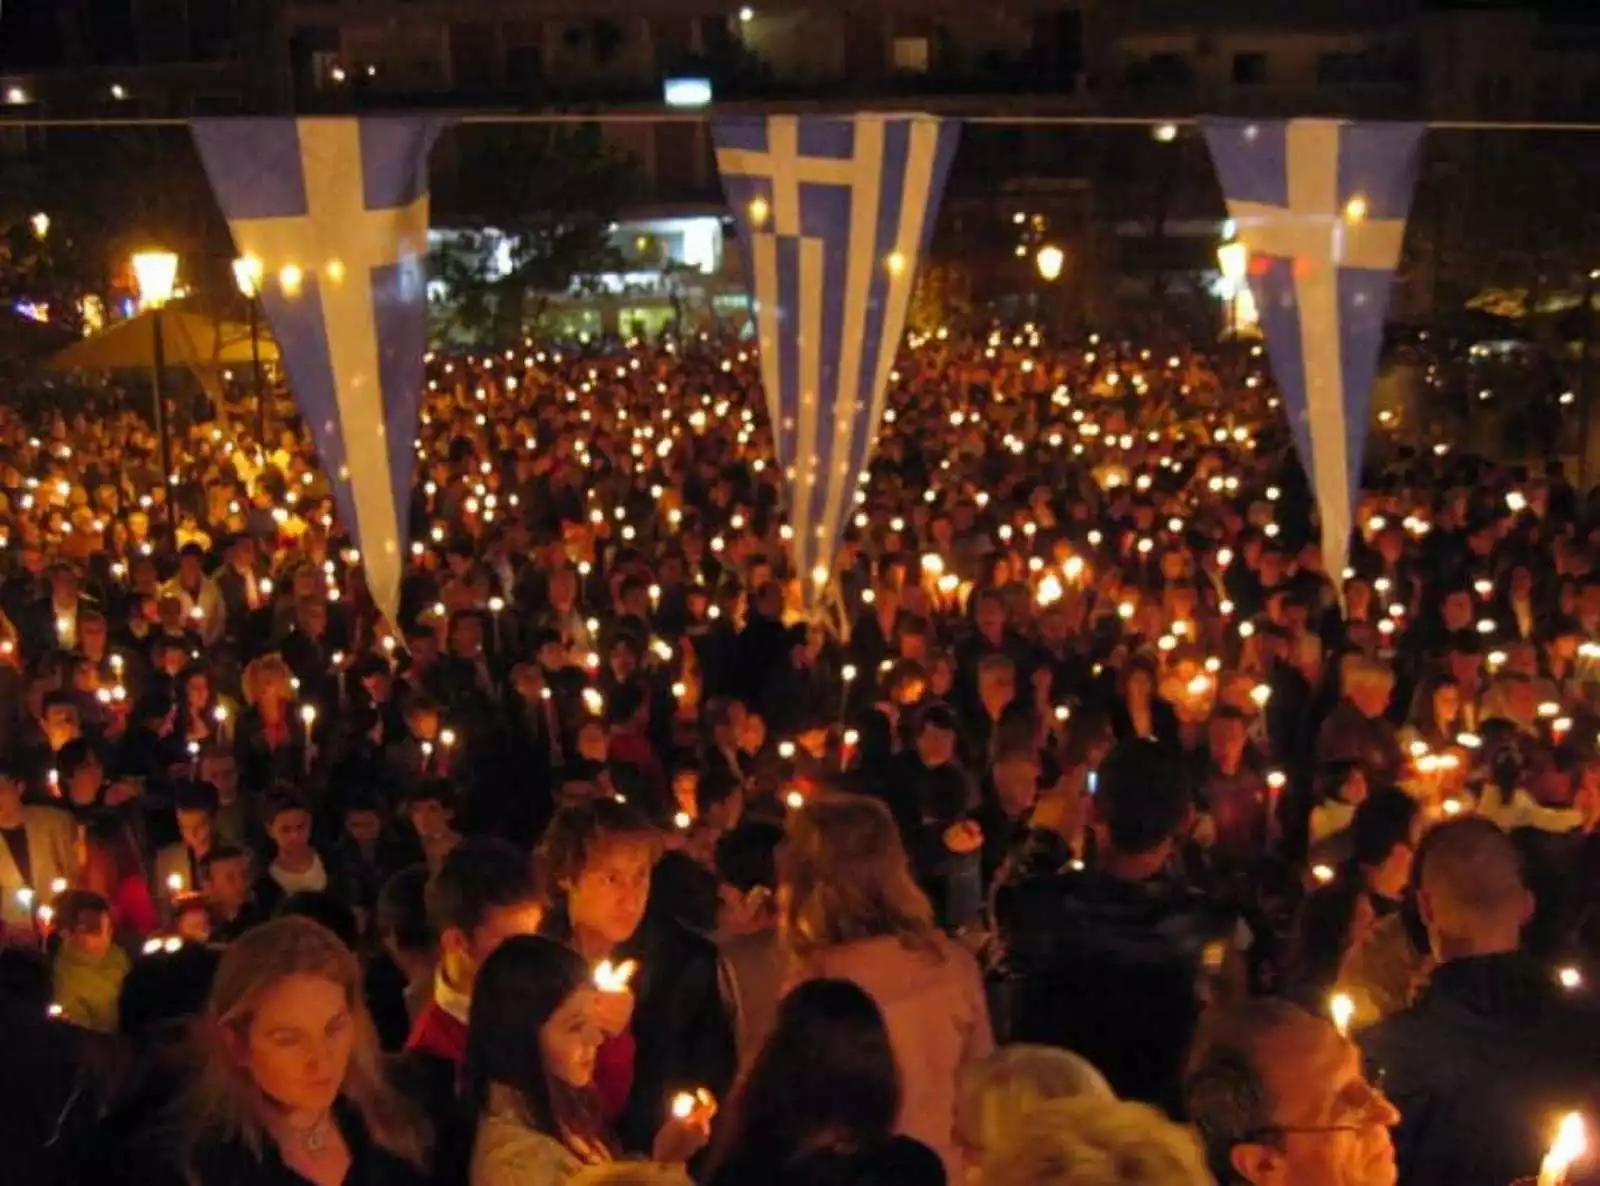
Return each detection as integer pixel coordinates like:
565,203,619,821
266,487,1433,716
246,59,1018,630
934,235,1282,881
1201,118,1425,588
193,117,449,626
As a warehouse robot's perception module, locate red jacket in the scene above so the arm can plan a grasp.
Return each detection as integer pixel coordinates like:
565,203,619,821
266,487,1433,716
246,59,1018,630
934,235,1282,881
405,999,468,1070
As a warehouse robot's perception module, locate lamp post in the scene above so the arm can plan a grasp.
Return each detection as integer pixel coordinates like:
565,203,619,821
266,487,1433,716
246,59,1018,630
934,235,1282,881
233,255,267,455
131,250,179,535
1217,240,1249,341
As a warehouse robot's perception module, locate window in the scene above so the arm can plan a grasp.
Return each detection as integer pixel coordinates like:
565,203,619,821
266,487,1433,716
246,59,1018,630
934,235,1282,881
1232,52,1268,85
892,35,930,74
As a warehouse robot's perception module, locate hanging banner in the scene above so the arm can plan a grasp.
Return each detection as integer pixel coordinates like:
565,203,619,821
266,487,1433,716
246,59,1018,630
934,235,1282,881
1201,117,1424,588
192,116,449,626
713,113,959,602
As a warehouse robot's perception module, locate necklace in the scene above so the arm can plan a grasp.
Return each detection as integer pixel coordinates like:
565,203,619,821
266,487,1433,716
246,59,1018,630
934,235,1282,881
285,1111,334,1155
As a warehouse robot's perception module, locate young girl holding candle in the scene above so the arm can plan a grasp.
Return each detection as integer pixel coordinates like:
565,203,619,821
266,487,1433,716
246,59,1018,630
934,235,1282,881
464,934,712,1186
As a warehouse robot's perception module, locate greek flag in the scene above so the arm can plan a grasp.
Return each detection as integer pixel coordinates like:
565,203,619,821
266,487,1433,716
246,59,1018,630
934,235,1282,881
1201,118,1424,588
192,117,449,626
713,114,959,601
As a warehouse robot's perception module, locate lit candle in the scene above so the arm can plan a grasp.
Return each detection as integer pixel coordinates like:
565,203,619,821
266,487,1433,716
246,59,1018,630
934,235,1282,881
299,703,317,772
1538,1112,1585,1186
670,1087,716,1120
488,596,505,649
593,958,638,993
1329,992,1355,1037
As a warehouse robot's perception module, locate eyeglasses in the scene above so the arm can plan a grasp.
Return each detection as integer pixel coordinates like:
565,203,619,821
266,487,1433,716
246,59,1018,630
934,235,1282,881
1232,1122,1365,1146
1232,1078,1392,1148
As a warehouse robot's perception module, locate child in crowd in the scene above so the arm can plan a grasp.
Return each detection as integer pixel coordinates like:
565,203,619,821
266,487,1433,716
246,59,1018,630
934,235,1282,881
51,890,130,1032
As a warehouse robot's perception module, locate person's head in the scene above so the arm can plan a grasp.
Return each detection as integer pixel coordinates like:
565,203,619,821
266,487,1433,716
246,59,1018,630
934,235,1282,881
40,691,80,750
979,1096,1213,1186
956,1046,1114,1177
188,917,426,1167
779,793,937,961
428,838,543,996
1097,741,1192,865
377,865,434,978
993,745,1040,816
462,934,602,1139
57,890,114,960
200,845,253,913
539,799,658,952
262,792,314,862
1348,788,1421,901
174,781,220,858
977,654,1016,717
1209,708,1249,767
1185,999,1397,1186
58,737,104,806
706,978,900,1177
1342,658,1394,720
916,704,959,768
1414,816,1533,963
402,780,456,841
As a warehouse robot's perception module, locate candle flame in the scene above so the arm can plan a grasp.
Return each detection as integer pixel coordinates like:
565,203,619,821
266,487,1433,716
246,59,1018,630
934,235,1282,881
593,958,638,993
1329,992,1355,1037
1541,1112,1586,1186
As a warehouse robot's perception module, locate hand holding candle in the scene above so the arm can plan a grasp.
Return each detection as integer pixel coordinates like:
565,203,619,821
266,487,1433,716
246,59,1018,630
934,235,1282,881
1539,1112,1585,1186
656,1088,718,1164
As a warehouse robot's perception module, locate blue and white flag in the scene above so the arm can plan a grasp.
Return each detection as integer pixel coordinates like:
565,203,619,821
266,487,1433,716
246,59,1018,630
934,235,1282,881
1201,118,1424,588
713,114,959,602
192,117,447,626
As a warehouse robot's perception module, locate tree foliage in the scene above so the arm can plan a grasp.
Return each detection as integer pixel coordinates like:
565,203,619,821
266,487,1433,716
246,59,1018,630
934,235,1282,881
429,123,636,345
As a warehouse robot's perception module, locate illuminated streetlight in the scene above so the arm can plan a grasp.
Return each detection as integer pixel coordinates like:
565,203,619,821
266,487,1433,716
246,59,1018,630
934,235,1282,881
1035,244,1065,282
29,212,49,240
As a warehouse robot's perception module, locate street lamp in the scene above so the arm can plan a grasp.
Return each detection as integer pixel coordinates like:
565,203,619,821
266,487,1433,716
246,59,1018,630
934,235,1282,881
1217,240,1249,340
29,212,49,240
1035,244,1065,282
131,249,180,535
233,255,268,454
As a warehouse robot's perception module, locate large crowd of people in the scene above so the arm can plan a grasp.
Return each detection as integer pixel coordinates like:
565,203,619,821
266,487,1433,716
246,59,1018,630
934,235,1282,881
3,324,1600,1186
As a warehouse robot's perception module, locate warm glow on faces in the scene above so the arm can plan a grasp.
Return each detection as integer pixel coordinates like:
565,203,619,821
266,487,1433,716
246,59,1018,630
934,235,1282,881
541,987,604,1089
568,839,653,949
240,973,354,1114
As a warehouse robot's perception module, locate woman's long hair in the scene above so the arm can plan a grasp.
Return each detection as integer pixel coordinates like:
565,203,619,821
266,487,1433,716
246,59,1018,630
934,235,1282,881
702,979,900,1183
1405,671,1460,741
780,794,941,962
184,916,429,1170
462,934,609,1155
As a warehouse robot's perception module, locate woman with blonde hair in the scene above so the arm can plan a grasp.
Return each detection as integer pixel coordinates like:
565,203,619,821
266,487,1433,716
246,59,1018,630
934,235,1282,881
182,916,430,1186
236,654,314,793
955,1046,1114,1181
980,1096,1213,1186
781,794,994,1178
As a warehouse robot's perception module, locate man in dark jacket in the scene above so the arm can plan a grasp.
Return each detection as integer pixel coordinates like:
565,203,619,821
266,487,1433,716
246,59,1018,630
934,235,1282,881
1360,817,1600,1186
999,739,1239,1114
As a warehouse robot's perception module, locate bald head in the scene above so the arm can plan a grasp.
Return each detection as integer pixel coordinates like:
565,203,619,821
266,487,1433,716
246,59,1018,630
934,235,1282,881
1416,817,1531,960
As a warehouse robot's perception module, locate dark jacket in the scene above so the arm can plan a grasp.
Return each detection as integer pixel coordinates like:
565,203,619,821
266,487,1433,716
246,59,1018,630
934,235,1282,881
185,1097,429,1186
998,864,1234,1116
1360,952,1600,1186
